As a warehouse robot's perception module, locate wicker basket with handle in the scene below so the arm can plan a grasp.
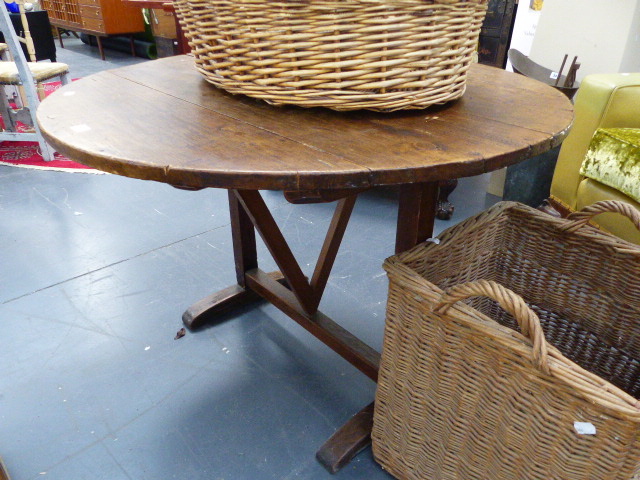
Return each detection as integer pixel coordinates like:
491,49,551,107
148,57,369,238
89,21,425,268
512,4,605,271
173,0,489,111
373,200,640,480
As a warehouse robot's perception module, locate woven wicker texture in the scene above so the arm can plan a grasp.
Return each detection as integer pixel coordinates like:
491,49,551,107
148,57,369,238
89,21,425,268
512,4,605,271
373,201,640,480
173,0,489,111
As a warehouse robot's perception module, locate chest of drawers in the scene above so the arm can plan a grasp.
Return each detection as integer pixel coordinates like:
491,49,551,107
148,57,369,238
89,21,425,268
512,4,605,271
41,0,143,58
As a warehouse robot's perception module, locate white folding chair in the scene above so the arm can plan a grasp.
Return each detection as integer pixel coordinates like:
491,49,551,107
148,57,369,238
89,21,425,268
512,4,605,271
0,3,70,161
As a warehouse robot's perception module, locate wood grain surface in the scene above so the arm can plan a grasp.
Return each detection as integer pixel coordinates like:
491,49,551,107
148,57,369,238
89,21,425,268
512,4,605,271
37,55,573,191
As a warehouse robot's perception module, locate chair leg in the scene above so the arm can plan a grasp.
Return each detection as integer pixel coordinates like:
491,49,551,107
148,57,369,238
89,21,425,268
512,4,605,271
37,138,56,161
25,82,57,161
60,72,70,85
96,36,105,61
32,89,57,161
56,26,64,49
36,81,45,101
0,84,17,131
5,86,20,108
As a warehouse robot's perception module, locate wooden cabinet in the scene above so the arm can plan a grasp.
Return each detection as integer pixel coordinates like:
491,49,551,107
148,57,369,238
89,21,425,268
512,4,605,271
123,0,190,56
149,7,178,57
41,0,143,40
478,0,517,68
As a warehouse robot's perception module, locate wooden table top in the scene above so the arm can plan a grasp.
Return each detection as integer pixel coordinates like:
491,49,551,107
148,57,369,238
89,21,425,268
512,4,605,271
37,55,573,191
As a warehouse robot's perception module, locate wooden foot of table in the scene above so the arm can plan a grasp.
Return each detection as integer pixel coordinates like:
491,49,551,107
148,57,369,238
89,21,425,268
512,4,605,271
0,455,10,480
183,269,379,473
182,271,286,330
245,268,380,382
316,402,375,474
184,185,438,473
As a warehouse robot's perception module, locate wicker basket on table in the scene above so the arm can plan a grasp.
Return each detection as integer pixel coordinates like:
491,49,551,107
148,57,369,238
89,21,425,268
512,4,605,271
373,201,640,480
173,0,489,111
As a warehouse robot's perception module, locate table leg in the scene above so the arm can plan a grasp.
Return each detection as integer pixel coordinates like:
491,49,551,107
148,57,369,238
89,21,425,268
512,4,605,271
129,35,136,57
0,455,10,480
317,181,440,473
316,402,375,473
96,36,105,61
183,190,263,329
182,191,379,380
55,26,64,49
182,271,287,329
395,181,439,254
183,184,438,474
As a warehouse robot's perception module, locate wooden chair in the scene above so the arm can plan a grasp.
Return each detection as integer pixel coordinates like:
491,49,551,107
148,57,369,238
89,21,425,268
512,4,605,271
0,2,70,160
508,48,579,100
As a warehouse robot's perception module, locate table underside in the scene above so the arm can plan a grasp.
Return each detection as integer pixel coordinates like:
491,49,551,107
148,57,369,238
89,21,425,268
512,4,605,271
182,182,438,473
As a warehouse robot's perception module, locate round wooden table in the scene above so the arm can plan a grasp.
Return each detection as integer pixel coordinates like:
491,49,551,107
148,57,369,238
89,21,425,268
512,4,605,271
37,55,573,472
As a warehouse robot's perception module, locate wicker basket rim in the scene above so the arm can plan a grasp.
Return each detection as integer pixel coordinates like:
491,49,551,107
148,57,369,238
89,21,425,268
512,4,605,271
383,256,640,419
183,0,487,4
421,201,640,258
397,201,640,314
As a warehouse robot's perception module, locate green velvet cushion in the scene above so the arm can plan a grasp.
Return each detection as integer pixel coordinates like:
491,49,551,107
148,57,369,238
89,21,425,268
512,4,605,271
580,128,640,203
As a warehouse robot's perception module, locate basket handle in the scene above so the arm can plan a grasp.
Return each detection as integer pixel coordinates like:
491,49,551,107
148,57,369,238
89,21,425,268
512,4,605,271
563,200,640,233
433,280,550,375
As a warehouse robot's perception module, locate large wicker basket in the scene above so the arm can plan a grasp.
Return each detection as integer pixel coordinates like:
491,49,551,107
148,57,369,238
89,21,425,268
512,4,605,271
173,0,489,111
373,201,640,480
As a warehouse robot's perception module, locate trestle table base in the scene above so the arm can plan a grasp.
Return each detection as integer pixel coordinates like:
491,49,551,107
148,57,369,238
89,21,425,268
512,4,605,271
183,182,438,473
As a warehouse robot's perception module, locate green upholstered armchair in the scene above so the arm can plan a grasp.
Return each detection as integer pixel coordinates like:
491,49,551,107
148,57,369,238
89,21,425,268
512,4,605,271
546,73,640,244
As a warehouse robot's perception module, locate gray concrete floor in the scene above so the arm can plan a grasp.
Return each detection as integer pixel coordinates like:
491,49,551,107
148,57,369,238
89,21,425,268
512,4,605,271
54,35,148,77
0,37,499,480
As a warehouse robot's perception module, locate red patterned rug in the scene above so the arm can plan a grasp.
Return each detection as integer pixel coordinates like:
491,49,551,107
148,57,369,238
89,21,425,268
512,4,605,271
0,80,102,173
